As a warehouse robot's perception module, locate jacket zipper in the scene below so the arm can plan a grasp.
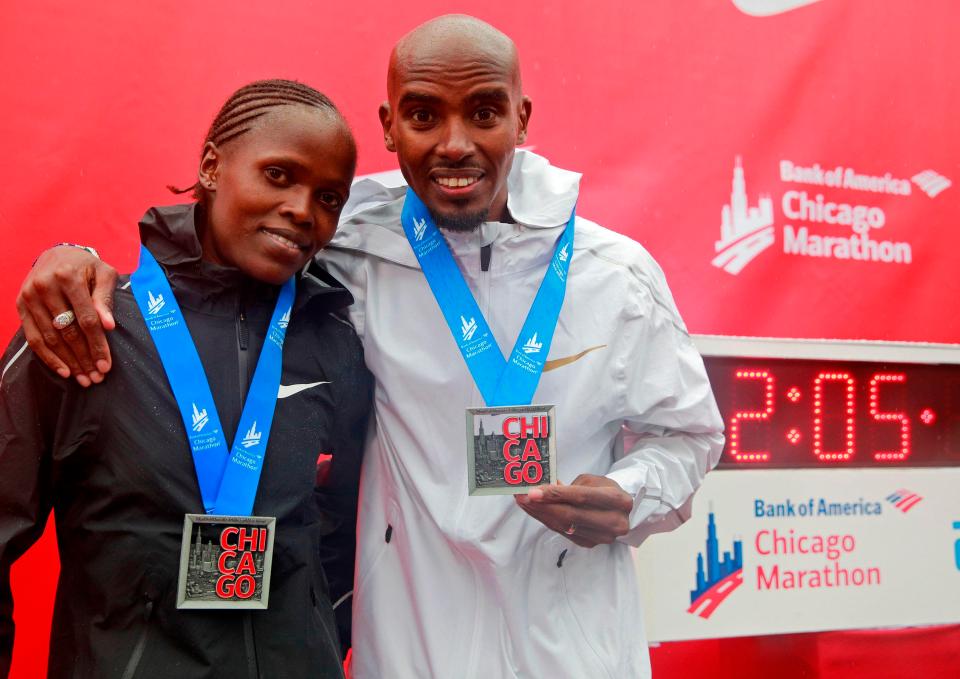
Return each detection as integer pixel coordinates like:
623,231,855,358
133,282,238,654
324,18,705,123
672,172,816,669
243,612,260,679
237,298,249,407
480,243,492,272
119,598,155,679
236,296,259,678
461,240,493,679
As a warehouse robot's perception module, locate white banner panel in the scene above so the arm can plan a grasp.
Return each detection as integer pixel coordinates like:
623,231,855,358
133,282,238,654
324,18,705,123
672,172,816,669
634,468,960,641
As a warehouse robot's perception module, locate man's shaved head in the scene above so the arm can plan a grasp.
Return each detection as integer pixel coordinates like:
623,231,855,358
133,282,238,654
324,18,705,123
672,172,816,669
388,15,521,99
380,14,532,231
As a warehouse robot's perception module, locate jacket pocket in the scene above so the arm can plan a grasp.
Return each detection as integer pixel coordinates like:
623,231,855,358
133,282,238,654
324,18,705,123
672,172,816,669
119,598,155,679
355,500,399,593
517,534,622,678
556,544,619,679
311,586,348,677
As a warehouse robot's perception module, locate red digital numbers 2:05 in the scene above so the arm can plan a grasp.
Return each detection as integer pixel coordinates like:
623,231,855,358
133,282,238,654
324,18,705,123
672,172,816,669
705,357,959,469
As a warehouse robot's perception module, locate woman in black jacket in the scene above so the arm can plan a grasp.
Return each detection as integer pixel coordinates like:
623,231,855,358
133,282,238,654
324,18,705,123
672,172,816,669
0,80,371,678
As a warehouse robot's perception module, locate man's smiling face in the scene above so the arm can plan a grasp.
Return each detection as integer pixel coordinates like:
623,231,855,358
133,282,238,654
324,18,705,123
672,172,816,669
380,16,531,231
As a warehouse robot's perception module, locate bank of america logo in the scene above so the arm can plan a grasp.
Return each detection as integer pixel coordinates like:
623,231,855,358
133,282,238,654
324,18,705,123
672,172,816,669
147,291,165,314
191,402,209,432
460,315,478,342
711,158,775,276
688,512,743,619
522,332,543,354
557,244,570,263
911,170,952,198
241,421,262,448
413,217,428,241
885,489,923,513
278,307,291,330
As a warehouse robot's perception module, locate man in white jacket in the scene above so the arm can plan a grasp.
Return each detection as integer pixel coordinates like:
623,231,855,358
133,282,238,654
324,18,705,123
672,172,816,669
18,14,724,679
325,18,723,678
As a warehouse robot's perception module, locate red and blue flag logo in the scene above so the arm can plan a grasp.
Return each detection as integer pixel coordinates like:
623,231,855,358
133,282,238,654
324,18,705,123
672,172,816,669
885,489,923,513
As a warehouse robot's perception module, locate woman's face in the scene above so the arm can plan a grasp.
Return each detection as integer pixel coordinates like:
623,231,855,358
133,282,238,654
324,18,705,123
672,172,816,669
199,105,356,284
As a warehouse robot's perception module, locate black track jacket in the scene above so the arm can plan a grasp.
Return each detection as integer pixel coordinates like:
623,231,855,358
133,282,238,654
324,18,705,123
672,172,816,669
0,205,372,678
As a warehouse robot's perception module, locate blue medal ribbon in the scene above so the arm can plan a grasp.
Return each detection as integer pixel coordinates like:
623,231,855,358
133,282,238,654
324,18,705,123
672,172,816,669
130,245,295,515
401,188,575,406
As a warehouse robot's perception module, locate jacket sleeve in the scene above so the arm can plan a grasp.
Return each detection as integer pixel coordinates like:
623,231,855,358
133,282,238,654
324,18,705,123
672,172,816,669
0,334,65,677
315,247,368,341
603,263,725,548
313,323,373,657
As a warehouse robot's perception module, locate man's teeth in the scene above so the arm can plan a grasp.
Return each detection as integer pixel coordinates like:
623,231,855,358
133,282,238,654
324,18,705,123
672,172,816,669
265,231,302,250
435,176,478,188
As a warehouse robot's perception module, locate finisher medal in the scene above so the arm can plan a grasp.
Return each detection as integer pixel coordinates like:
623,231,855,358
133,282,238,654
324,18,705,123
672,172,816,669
131,245,294,609
467,404,557,495
177,515,276,609
400,189,575,497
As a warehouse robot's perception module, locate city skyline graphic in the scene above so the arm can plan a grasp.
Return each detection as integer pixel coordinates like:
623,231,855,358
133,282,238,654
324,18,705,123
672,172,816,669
470,417,552,489
711,157,775,275
184,522,266,603
688,511,744,619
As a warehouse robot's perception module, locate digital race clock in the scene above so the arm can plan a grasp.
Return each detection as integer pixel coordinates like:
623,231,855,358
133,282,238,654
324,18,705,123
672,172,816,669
694,336,960,469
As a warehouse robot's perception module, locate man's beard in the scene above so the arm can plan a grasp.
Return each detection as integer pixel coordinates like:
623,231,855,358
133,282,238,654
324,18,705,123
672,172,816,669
430,206,489,233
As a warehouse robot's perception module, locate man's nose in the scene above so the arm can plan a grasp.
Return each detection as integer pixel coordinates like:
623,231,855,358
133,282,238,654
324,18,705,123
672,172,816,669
280,187,313,225
436,118,475,161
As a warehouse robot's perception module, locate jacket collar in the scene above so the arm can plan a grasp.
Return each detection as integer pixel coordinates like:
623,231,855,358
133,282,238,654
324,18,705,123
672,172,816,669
505,149,581,228
138,203,353,314
330,149,581,268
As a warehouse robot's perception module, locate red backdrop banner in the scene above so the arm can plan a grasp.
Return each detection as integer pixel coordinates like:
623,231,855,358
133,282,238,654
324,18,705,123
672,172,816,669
1,1,957,676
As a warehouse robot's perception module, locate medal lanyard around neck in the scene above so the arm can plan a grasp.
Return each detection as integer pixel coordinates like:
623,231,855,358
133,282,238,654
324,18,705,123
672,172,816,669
130,245,295,516
401,188,575,407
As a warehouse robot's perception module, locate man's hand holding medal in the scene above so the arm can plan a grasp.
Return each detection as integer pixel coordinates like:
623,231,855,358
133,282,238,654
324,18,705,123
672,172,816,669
516,475,634,548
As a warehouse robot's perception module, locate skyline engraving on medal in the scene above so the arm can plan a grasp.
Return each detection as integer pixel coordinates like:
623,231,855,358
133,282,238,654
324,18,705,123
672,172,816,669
177,514,276,609
466,404,557,496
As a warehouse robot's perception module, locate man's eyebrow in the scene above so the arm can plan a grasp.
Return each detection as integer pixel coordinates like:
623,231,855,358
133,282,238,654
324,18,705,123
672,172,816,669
467,88,511,105
398,91,442,107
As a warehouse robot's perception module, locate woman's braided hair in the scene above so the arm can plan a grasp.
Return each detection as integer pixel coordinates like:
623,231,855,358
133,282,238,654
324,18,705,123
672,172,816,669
170,79,348,200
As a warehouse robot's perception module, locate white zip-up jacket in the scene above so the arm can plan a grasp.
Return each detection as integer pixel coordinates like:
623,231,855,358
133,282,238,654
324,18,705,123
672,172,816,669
321,150,724,679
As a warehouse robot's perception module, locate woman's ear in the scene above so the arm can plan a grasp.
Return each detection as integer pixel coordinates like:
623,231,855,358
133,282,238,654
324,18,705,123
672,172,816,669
198,142,221,191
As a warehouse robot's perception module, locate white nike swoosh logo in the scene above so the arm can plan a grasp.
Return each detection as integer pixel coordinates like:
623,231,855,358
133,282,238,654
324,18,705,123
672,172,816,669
277,381,330,399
